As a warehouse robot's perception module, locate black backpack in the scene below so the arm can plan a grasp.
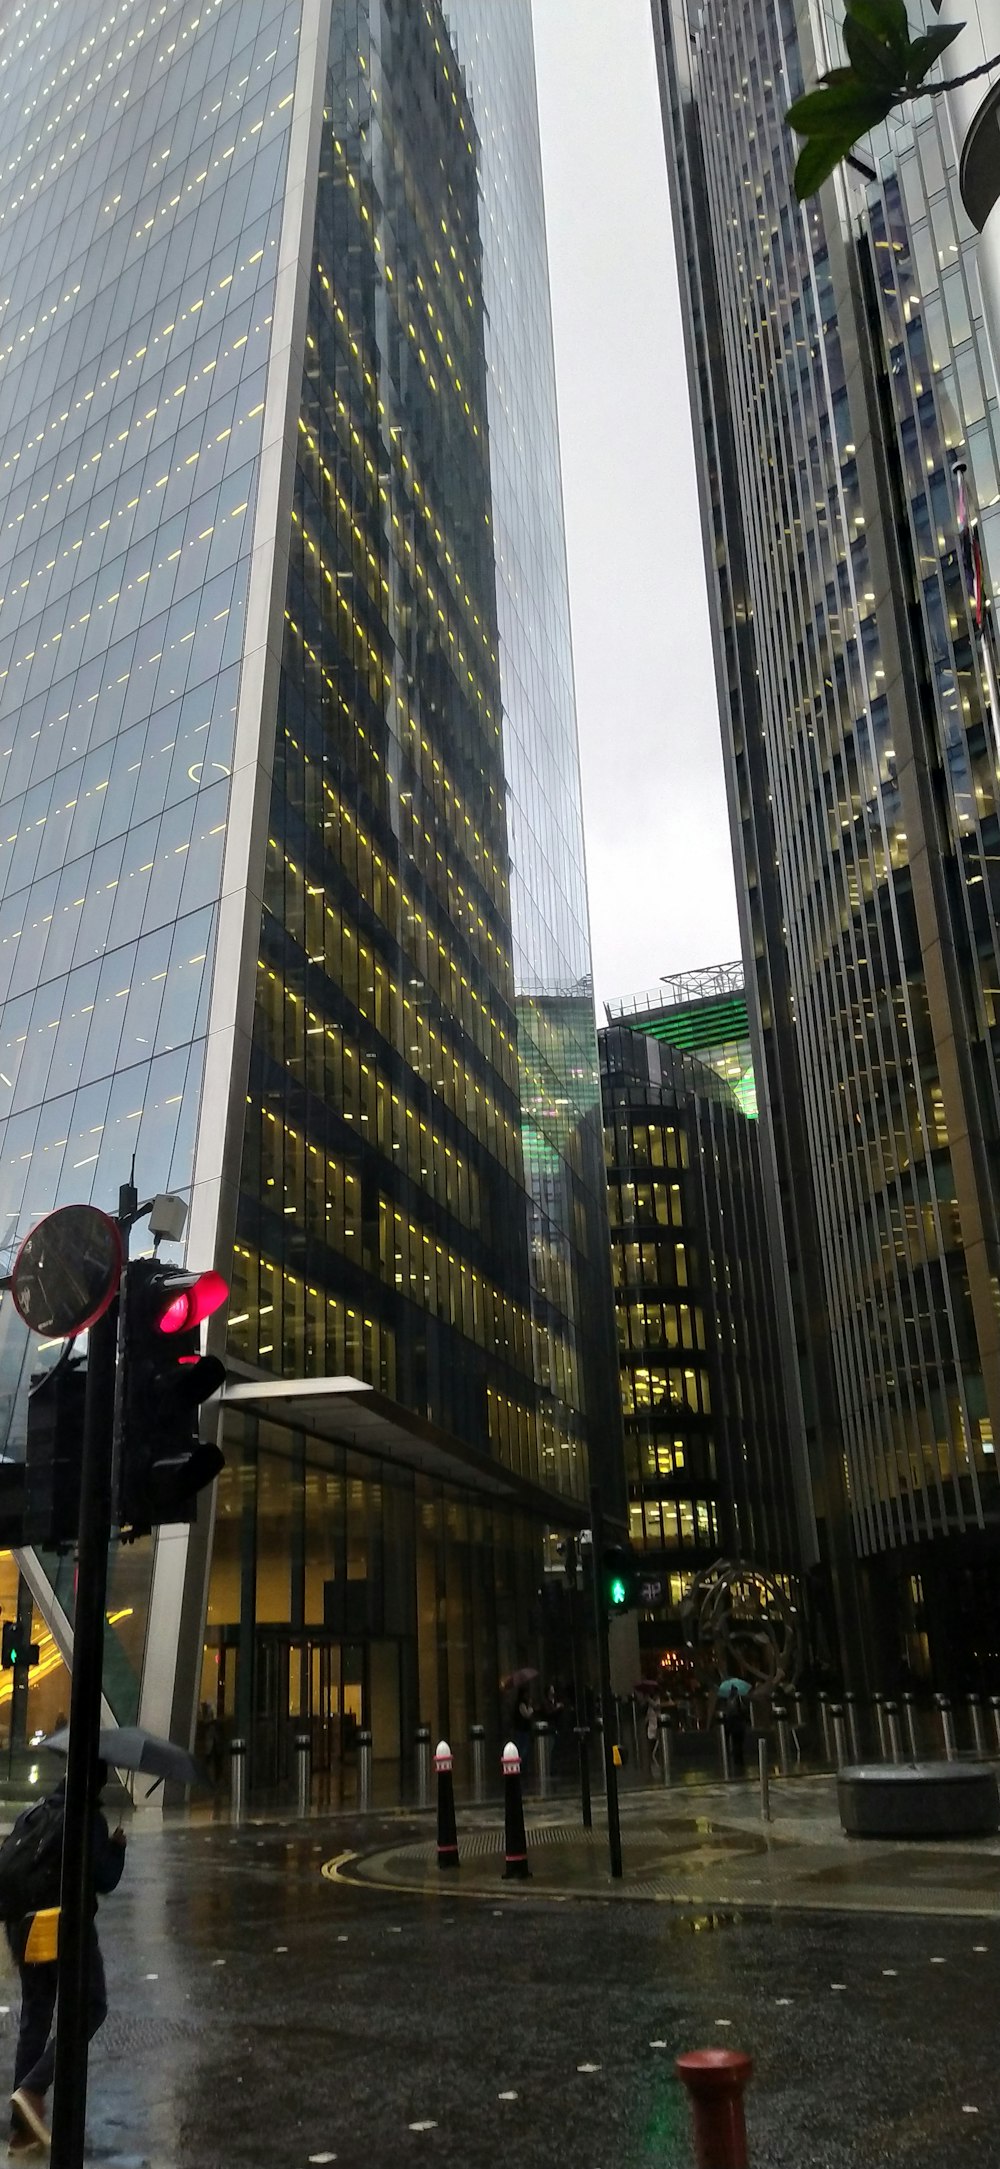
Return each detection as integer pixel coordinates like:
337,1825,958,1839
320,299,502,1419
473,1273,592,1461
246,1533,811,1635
0,1794,64,1924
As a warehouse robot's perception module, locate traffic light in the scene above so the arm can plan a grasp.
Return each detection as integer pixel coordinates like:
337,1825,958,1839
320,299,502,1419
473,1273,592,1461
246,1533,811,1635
0,1465,26,1550
119,1257,227,1537
24,1355,87,1550
1,1621,39,1669
602,1545,641,1614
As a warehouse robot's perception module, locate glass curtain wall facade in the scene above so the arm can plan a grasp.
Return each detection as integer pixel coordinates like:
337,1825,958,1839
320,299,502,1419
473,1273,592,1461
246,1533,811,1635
0,0,306,1721
601,989,804,1665
0,0,614,1777
654,0,1000,1685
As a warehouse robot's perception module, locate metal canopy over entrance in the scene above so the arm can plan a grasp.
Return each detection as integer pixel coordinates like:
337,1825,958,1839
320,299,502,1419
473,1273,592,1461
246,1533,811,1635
217,1374,587,1527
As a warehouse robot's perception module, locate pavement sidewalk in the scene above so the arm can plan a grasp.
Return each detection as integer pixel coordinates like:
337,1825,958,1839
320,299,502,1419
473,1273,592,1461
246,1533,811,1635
333,1772,1000,1916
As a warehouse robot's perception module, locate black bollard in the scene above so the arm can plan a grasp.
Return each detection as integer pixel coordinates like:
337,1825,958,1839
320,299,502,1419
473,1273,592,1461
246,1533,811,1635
434,1739,459,1870
501,1740,531,1879
574,1723,593,1829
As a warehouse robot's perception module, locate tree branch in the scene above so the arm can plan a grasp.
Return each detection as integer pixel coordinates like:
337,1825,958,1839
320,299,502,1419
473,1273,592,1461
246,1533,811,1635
919,51,1000,97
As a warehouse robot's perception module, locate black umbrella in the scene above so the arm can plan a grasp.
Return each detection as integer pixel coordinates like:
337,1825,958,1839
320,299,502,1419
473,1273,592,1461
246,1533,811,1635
43,1724,204,1789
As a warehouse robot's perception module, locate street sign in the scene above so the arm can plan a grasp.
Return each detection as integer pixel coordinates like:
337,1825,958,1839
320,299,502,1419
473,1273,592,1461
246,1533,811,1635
10,1205,122,1338
636,1570,669,1608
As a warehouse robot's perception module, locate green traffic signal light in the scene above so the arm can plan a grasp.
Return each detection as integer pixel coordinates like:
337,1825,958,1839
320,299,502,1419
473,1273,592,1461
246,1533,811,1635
602,1545,637,1612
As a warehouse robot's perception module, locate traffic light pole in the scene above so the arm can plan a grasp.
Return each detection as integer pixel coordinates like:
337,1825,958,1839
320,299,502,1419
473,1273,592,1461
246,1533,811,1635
565,1537,592,1832
49,1287,119,2168
589,1485,623,1880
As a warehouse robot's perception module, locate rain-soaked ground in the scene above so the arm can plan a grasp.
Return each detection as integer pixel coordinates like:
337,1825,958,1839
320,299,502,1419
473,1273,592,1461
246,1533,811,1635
1,1810,997,2168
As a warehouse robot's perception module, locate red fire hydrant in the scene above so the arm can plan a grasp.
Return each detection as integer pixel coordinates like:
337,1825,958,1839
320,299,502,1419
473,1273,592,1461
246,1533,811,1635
675,2048,753,2167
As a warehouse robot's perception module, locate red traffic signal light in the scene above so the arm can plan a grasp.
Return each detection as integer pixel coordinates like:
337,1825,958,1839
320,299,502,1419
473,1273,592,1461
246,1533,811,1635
154,1270,228,1336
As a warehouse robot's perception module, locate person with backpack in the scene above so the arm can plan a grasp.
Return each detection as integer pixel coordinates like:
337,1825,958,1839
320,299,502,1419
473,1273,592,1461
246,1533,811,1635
3,1760,126,2153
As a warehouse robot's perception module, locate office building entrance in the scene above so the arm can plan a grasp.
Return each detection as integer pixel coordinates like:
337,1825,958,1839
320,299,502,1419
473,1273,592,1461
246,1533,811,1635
252,1631,403,1785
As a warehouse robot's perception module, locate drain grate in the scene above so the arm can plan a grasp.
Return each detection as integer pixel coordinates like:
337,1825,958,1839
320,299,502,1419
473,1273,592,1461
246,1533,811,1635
404,1824,605,1862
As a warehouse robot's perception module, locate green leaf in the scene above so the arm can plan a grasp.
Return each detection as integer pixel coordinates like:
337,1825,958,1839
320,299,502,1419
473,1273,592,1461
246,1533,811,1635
844,15,906,89
846,0,911,62
794,131,865,198
905,20,963,89
791,90,894,197
786,80,891,138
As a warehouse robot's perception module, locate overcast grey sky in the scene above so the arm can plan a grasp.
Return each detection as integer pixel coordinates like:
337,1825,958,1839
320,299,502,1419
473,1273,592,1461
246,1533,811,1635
531,0,740,1013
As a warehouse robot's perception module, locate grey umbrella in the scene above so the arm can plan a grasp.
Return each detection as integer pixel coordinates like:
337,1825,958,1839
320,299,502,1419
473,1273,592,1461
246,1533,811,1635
43,1724,204,1788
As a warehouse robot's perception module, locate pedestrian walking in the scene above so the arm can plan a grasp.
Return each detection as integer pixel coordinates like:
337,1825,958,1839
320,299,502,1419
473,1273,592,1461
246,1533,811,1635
501,1668,538,1770
5,1760,126,2153
644,1697,661,1777
716,1675,752,1772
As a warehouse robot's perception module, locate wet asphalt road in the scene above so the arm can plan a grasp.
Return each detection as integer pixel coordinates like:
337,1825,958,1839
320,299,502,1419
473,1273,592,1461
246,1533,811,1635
3,1812,997,2168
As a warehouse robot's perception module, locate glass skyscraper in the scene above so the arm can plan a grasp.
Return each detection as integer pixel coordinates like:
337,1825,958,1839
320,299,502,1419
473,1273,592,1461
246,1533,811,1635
601,968,807,1675
654,0,1000,1684
0,0,615,1783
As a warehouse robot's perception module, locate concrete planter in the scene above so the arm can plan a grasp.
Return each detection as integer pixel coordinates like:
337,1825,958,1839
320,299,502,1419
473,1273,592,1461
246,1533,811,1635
837,1762,1000,1839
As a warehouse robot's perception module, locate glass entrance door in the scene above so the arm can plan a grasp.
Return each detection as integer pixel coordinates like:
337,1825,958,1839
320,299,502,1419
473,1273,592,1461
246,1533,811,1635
254,1632,401,1788
300,1639,365,1770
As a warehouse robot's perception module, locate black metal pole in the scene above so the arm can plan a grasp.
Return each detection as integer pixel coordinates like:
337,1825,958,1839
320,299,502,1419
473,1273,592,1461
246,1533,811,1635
49,1294,118,2169
9,1574,34,1779
566,1538,592,1831
589,1485,623,1879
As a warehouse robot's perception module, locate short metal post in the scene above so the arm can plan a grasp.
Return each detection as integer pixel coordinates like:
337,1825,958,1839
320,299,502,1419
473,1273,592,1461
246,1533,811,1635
818,1693,833,1765
757,1735,771,1822
844,1692,861,1764
902,1694,919,1762
470,1723,486,1804
792,1690,806,1727
831,1703,848,1769
294,1729,311,1816
990,1695,1000,1755
229,1736,246,1822
774,1702,792,1776
936,1694,957,1762
885,1700,903,1765
357,1727,372,1810
574,1726,593,1829
658,1712,673,1786
415,1723,432,1808
533,1718,552,1798
968,1693,986,1757
676,2049,752,2168
874,1694,890,1760
719,1722,731,1782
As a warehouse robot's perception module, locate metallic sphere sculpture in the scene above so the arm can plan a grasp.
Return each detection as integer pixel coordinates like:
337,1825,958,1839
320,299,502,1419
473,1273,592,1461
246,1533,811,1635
680,1558,800,1689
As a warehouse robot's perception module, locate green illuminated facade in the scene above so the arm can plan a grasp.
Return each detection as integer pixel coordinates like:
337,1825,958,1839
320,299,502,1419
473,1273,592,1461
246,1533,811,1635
612,963,757,1119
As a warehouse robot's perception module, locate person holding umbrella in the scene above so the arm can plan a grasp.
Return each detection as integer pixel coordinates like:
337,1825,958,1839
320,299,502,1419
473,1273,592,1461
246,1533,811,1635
6,1722,200,2153
7,1759,126,2153
713,1674,752,1773
502,1669,538,1768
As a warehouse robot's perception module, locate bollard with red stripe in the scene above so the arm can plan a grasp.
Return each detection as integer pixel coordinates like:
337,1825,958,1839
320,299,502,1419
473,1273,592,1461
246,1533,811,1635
675,2049,752,2168
501,1739,531,1879
434,1738,459,1870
